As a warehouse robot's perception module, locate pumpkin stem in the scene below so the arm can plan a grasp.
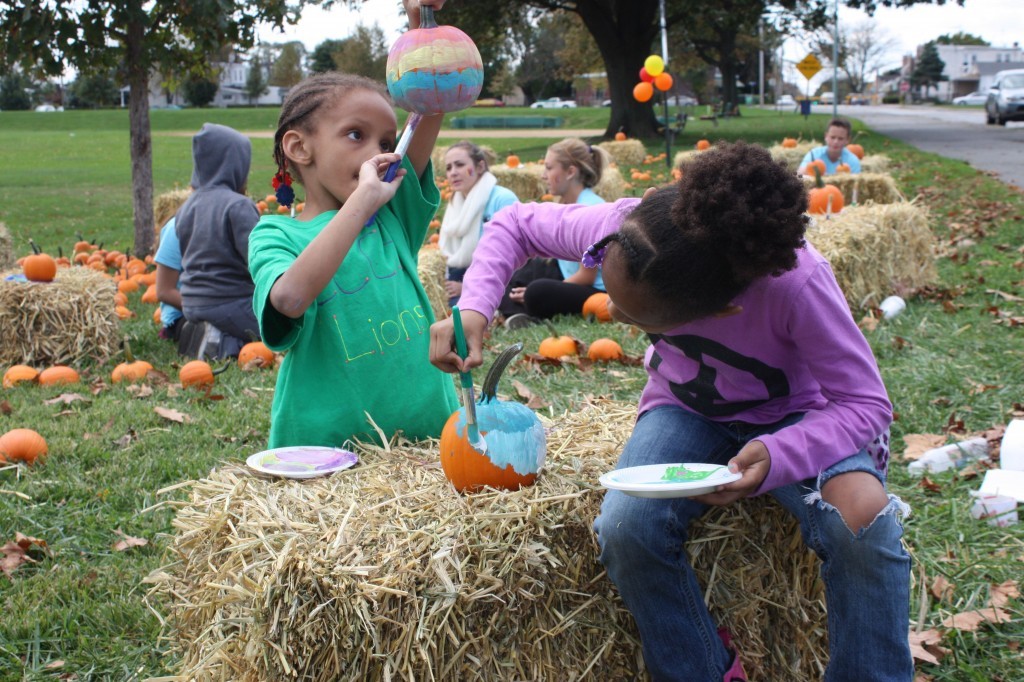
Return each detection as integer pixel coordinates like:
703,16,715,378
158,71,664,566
58,245,64,258
543,319,559,338
122,335,136,363
419,5,436,28
813,166,824,189
28,239,41,255
481,343,523,403
212,360,232,376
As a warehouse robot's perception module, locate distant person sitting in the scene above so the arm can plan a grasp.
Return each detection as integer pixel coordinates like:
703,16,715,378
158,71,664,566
153,184,194,343
175,123,262,359
797,117,861,175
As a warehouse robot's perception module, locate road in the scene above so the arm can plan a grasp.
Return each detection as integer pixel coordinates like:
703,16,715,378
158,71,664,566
815,104,1024,189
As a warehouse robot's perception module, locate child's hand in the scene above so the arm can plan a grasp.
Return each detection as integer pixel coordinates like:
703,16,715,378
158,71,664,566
429,309,487,374
357,153,405,207
692,440,771,506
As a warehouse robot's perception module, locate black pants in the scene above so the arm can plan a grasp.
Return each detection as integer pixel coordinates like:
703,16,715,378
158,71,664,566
497,258,563,318
522,278,602,319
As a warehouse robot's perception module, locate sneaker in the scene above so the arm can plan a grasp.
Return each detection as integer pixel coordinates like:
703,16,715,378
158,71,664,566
504,313,540,330
718,628,748,682
177,320,208,359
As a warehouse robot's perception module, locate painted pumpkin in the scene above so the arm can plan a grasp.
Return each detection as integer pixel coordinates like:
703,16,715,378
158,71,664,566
0,428,48,465
587,338,624,362
38,366,80,386
582,292,612,323
385,6,483,115
808,167,844,215
440,344,546,492
3,365,39,388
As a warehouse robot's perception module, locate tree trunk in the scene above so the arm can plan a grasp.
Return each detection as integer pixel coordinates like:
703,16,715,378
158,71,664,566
127,19,155,257
577,2,661,139
717,32,739,115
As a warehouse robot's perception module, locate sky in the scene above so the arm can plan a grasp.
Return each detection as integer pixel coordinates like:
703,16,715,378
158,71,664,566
255,0,1023,86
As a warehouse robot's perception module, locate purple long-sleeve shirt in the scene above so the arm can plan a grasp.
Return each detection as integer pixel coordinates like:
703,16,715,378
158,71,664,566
458,199,892,493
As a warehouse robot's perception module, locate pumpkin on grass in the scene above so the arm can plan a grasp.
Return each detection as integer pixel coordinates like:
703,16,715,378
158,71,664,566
0,428,48,465
238,341,274,369
180,359,229,389
587,338,624,362
111,337,153,384
538,321,578,359
807,167,844,216
440,343,546,492
3,365,39,388
38,366,80,386
582,292,612,322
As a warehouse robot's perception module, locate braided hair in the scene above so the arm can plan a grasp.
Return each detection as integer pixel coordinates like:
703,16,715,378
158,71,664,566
591,142,808,323
272,72,391,183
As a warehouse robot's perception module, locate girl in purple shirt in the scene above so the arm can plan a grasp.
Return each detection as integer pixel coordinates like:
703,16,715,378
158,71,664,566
429,142,912,681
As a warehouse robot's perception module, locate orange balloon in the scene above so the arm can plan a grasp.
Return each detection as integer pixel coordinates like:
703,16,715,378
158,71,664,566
633,81,654,103
654,72,674,92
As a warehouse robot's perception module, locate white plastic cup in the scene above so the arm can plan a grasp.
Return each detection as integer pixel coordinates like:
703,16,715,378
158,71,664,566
907,437,989,475
1000,419,1024,472
879,295,907,320
970,494,1018,527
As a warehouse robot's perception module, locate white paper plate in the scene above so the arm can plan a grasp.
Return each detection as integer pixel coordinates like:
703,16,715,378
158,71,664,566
599,463,742,498
246,446,359,479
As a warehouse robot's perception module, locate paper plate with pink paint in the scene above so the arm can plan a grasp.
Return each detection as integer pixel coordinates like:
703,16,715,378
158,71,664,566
246,446,359,479
599,463,741,498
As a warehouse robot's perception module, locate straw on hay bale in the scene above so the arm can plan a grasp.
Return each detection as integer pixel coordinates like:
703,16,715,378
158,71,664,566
673,148,712,169
154,188,192,232
801,172,904,206
0,266,120,366
490,165,547,202
859,154,889,174
597,140,646,170
807,202,937,309
768,141,818,172
417,245,449,321
146,399,830,681
0,222,14,270
510,163,628,203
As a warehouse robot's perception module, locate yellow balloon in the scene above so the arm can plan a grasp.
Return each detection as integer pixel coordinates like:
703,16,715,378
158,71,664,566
644,55,665,77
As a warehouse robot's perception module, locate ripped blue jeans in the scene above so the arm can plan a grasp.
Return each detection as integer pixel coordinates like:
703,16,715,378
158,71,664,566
594,406,913,682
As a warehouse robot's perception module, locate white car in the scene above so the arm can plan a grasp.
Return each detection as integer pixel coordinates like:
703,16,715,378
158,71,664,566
953,91,987,106
818,92,835,105
777,94,796,107
530,97,577,109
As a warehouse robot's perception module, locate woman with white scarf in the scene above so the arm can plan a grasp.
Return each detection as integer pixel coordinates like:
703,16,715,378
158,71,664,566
438,140,517,305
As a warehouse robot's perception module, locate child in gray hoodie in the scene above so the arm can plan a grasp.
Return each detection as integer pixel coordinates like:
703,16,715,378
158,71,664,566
175,123,262,358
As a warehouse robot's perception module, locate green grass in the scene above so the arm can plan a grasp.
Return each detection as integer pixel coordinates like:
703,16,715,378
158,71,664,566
1,107,1022,680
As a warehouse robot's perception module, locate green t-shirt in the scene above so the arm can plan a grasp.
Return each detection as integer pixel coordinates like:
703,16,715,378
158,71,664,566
249,158,459,448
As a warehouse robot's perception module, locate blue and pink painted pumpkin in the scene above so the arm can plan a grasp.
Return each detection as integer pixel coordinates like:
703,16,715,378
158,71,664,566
385,7,483,115
440,344,546,492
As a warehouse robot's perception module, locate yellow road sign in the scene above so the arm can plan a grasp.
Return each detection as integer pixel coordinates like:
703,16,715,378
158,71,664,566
796,54,823,81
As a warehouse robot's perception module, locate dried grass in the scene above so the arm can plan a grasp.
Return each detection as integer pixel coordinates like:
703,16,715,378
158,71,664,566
0,266,120,366
489,166,547,202
860,155,890,175
802,172,904,205
807,202,938,309
417,246,449,322
146,399,829,681
154,189,192,234
597,140,647,170
0,222,14,270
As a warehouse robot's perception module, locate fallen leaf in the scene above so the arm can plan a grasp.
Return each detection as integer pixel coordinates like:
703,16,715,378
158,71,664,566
908,628,945,665
858,315,879,332
242,388,260,399
919,476,942,494
1,533,49,579
42,393,88,406
930,575,955,603
990,580,1019,609
512,380,548,409
940,606,1010,631
0,400,12,415
154,406,189,423
901,434,947,460
986,289,1024,302
126,384,153,399
45,661,65,669
112,530,148,552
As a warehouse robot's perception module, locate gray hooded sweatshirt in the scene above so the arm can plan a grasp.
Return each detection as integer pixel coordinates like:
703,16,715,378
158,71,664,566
176,123,260,307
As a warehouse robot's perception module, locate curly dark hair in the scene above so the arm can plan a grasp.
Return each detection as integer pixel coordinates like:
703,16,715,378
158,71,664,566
592,142,808,323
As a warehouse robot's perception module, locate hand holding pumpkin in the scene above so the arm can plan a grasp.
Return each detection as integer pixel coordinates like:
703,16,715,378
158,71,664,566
429,309,488,374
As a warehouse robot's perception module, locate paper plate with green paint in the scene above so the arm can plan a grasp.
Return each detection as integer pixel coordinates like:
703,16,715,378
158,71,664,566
246,446,359,479
599,463,741,498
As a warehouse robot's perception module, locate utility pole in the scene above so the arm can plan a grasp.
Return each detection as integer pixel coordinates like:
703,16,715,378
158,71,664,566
759,18,765,106
832,0,839,118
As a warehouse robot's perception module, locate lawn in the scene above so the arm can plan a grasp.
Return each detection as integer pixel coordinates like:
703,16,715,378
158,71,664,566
0,105,1022,680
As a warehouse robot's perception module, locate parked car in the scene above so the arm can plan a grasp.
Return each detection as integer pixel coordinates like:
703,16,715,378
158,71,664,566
952,91,987,106
777,94,796,107
986,69,1024,125
845,93,869,105
530,97,577,109
473,98,506,107
818,91,835,105
665,94,698,107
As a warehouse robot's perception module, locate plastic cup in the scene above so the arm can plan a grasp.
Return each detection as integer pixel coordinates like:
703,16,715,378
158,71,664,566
970,494,1018,527
879,295,906,320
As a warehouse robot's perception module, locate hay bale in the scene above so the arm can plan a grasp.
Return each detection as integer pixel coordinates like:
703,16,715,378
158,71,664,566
0,222,14,270
490,165,546,202
417,245,449,321
597,140,646,170
801,172,904,206
147,399,830,681
768,141,818,172
807,202,937,309
508,164,628,203
0,266,120,366
154,189,192,233
860,154,889,174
